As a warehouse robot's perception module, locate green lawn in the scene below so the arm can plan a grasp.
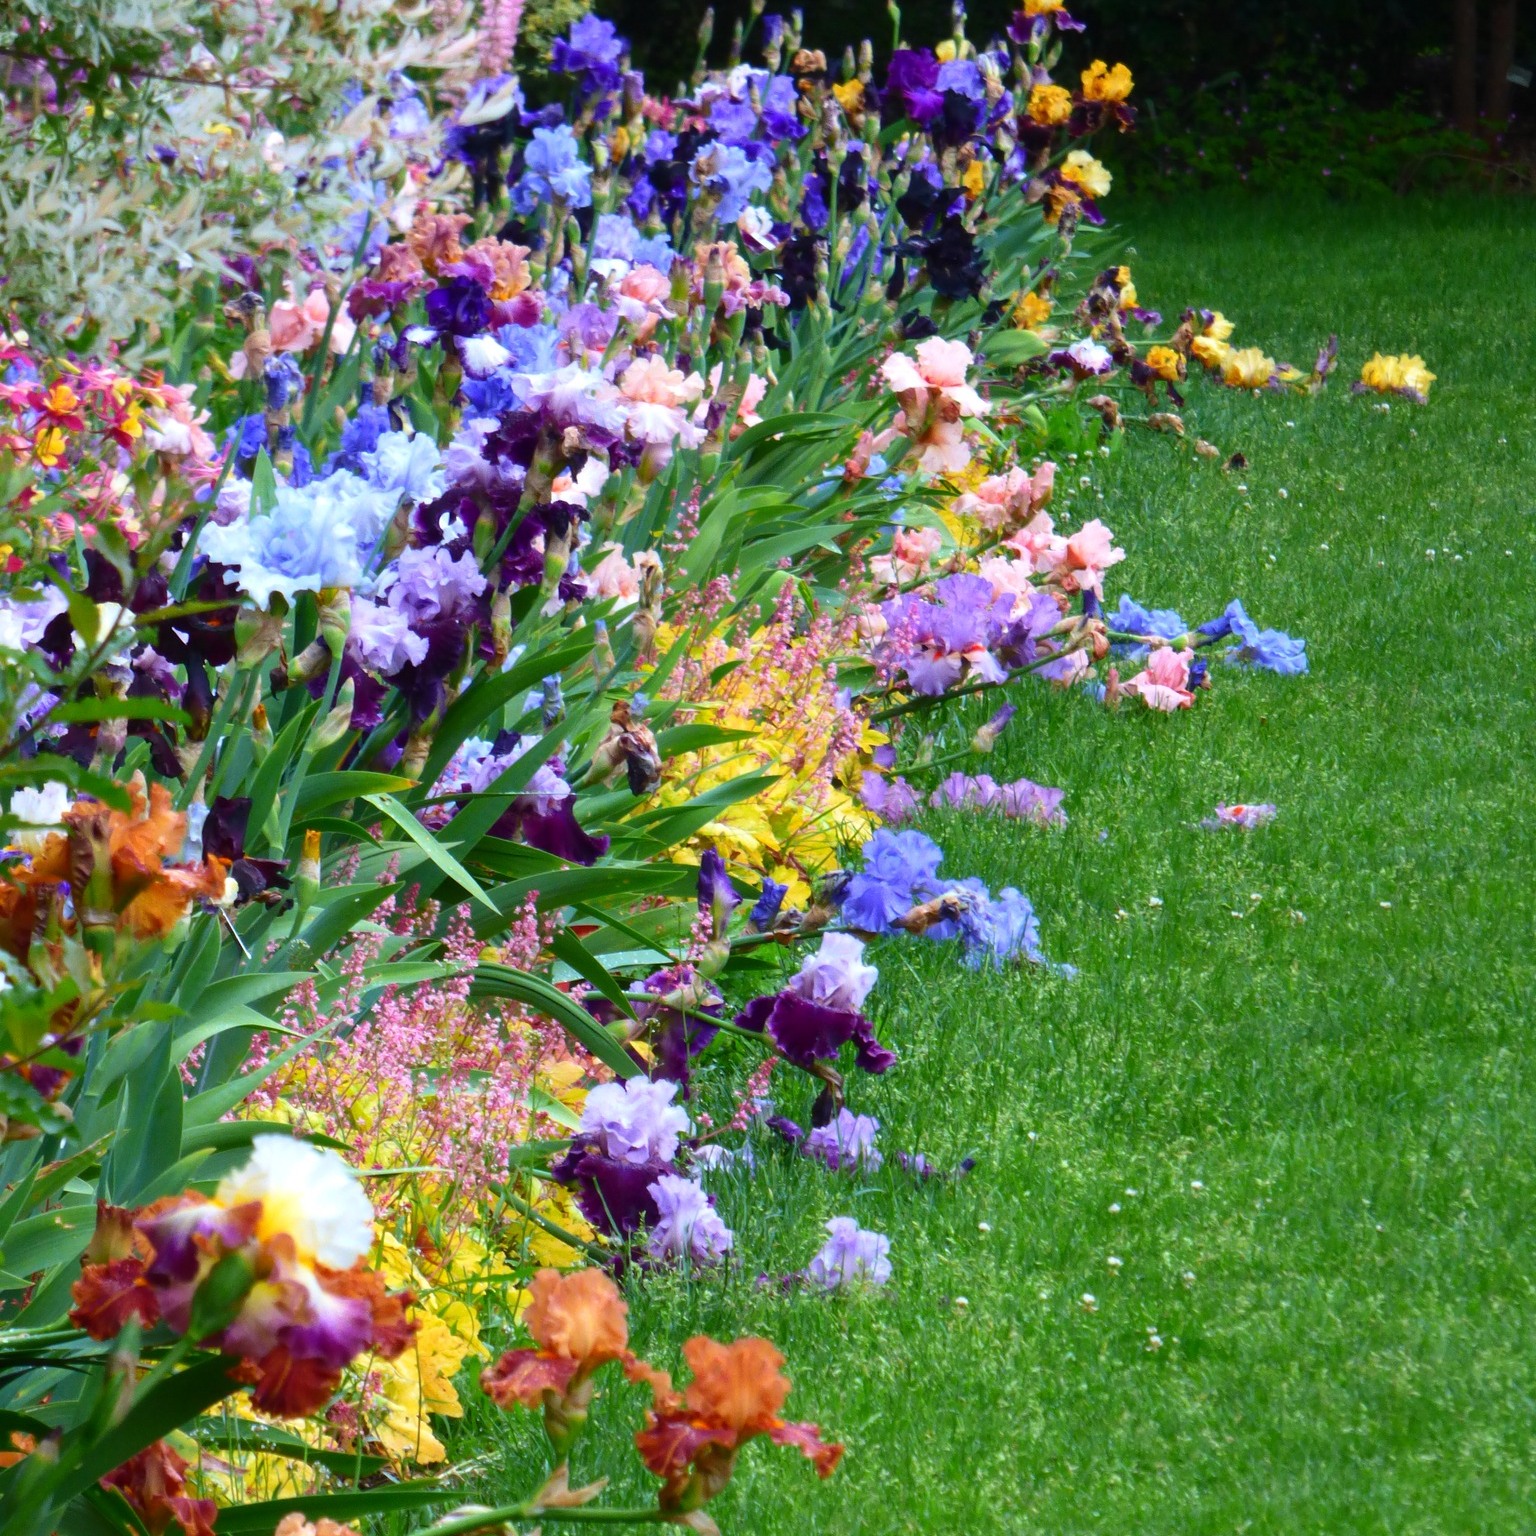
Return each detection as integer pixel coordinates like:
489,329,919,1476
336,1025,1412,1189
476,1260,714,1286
449,196,1536,1534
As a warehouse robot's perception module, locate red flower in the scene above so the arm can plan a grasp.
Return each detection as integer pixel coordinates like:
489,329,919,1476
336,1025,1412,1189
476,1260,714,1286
69,1256,159,1337
100,1441,217,1536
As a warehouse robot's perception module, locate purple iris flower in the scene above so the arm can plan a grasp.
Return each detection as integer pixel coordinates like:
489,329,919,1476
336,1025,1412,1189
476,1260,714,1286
589,212,673,271
697,849,740,928
929,774,1067,825
633,964,724,1089
549,14,626,94
554,1146,669,1238
935,58,984,101
709,96,759,144
735,992,896,1075
513,124,593,213
1218,600,1309,674
840,829,944,933
800,166,830,232
382,545,486,623
1006,4,1083,41
580,1076,690,1163
424,276,491,338
859,771,921,823
805,1110,883,1173
805,1217,891,1289
1109,594,1187,642
332,402,391,473
690,140,774,223
557,302,617,360
497,796,610,865
884,49,944,126
460,372,520,419
646,1174,734,1264
957,885,1042,970
642,127,678,162
761,75,805,138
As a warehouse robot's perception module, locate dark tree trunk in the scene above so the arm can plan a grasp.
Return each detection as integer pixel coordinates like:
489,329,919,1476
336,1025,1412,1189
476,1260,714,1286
1453,0,1481,130
1485,0,1519,121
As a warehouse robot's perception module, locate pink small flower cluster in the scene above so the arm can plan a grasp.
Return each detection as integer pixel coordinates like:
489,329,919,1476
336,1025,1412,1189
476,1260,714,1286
478,0,525,75
246,889,577,1236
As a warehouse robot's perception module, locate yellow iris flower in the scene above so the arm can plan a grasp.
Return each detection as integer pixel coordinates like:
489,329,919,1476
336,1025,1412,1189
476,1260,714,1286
1059,150,1112,200
1359,352,1435,399
1081,60,1134,104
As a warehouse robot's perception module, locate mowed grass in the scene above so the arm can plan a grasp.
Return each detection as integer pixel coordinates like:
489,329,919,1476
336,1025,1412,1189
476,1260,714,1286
444,197,1536,1534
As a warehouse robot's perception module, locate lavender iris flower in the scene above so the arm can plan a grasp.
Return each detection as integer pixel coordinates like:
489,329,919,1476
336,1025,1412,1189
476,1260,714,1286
805,1110,883,1173
380,545,487,622
709,96,759,145
805,1217,892,1289
1108,594,1187,645
957,885,1042,970
645,1173,734,1264
788,933,879,1013
841,829,944,933
348,595,429,675
1222,600,1309,674
935,58,984,100
514,125,593,213
690,141,774,223
580,1076,691,1164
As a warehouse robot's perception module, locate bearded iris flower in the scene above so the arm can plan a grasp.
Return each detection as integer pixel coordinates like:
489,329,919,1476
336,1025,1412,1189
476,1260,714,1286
805,1110,883,1173
70,1138,414,1417
513,125,593,213
645,1174,734,1264
631,1336,843,1513
1357,352,1435,402
1199,600,1309,674
735,933,894,1076
805,1216,892,1288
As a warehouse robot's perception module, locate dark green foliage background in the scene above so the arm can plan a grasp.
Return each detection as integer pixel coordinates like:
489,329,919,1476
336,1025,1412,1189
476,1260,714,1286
600,0,1533,191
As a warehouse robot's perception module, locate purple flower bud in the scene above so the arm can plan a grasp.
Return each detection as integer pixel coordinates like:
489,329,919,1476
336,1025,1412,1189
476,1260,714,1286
747,877,788,932
697,849,740,933
971,703,1016,753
